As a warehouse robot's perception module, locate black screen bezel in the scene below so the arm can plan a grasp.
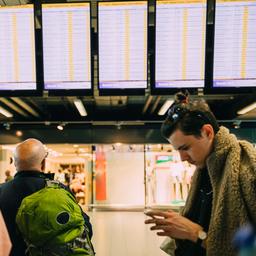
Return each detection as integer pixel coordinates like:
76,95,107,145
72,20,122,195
97,0,148,96
0,4,42,97
151,0,208,96
41,1,93,96
207,0,256,94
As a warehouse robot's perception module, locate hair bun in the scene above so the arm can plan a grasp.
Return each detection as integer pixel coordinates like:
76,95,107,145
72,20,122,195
174,90,189,104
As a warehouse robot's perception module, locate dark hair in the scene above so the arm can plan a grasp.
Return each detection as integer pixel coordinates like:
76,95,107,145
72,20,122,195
161,92,219,139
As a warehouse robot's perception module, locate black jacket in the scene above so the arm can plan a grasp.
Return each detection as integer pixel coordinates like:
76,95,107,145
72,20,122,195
0,170,93,256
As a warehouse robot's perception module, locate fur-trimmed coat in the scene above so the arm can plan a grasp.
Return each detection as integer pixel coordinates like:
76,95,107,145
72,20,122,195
182,126,256,255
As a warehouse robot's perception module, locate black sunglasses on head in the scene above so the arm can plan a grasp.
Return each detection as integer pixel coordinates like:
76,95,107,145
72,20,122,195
167,104,210,124
167,104,189,122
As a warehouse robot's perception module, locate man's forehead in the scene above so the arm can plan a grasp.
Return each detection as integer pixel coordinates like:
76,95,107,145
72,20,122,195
168,130,194,149
168,129,186,142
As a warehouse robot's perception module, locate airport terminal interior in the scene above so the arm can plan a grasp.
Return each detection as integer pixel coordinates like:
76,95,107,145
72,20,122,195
0,0,256,255
1,143,190,255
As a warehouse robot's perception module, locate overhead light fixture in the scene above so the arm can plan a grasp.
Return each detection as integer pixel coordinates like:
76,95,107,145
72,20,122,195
0,106,13,118
233,120,241,129
74,99,87,117
16,130,23,137
158,99,174,116
237,102,256,115
57,123,65,131
116,121,122,130
3,123,11,130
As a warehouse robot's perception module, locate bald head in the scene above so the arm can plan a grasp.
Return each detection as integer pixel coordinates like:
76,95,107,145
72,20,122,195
14,138,47,172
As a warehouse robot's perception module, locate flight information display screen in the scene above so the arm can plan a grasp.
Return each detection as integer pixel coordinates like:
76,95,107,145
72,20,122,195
0,5,36,91
98,1,148,89
42,3,91,90
213,0,256,88
155,0,206,89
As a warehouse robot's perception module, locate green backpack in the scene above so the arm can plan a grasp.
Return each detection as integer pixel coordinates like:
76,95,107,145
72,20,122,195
16,180,95,256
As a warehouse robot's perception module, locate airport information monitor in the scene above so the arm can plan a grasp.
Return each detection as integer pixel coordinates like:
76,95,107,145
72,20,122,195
98,1,148,90
213,0,256,88
0,5,37,91
42,3,91,90
155,0,206,89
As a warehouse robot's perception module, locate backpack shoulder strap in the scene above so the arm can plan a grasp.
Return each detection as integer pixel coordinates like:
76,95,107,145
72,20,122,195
45,179,60,188
45,179,77,201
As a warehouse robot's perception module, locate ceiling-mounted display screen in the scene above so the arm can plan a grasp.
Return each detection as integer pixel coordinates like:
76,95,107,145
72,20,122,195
98,1,148,90
42,3,92,92
154,0,206,89
0,5,37,92
213,0,256,88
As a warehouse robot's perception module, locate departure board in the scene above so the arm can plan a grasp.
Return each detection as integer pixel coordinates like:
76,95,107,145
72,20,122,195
98,1,148,89
42,3,91,90
0,5,36,91
213,0,256,88
155,0,206,89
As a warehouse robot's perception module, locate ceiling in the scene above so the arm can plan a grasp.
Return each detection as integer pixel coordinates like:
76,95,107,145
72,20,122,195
0,93,256,129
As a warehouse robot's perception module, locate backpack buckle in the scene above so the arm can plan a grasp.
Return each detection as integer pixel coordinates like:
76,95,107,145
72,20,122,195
46,179,60,188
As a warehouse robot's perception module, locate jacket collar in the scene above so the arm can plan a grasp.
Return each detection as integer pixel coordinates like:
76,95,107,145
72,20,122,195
14,171,54,180
206,126,239,180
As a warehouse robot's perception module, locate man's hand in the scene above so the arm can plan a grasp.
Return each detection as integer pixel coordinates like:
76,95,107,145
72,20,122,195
145,210,203,242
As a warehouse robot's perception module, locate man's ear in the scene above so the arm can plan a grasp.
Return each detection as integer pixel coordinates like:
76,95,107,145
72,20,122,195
41,158,46,172
201,124,214,140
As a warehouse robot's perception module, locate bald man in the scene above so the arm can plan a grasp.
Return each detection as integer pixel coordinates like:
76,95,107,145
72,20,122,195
0,139,49,256
14,138,48,172
0,138,92,256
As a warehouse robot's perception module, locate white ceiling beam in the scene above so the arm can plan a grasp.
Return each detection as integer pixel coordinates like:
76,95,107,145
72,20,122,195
11,98,40,117
150,96,161,114
0,0,30,6
142,95,153,114
0,98,29,117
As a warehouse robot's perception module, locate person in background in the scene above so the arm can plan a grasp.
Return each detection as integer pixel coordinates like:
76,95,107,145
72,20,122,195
5,169,13,182
145,91,256,256
0,138,93,256
55,168,65,183
0,210,12,256
233,224,256,256
64,169,71,186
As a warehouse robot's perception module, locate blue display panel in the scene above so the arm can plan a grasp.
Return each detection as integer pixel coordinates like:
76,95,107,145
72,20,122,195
0,5,37,91
155,0,206,89
42,3,92,91
98,1,148,90
213,0,256,88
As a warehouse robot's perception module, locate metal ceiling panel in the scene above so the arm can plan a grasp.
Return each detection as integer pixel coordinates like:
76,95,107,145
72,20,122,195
0,0,30,6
